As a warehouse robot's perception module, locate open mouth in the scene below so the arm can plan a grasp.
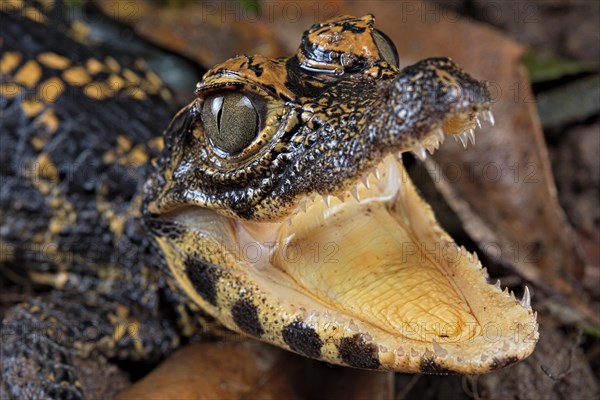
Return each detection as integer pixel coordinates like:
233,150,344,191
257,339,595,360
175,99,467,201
161,109,538,373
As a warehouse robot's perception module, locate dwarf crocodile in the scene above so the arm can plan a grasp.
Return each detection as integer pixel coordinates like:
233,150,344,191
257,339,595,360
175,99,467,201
0,2,538,399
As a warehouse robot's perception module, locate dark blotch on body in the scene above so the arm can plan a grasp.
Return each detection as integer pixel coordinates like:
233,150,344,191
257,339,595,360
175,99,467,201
282,320,323,358
232,299,264,337
184,258,220,306
337,334,380,369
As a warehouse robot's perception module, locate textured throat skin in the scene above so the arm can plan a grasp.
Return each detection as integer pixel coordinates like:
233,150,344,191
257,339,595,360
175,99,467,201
143,15,538,374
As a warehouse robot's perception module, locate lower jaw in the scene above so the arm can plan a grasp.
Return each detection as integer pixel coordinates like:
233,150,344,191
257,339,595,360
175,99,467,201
158,133,538,372
233,154,537,372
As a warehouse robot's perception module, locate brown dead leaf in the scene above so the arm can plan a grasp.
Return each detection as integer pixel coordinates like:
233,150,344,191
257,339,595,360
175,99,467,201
96,0,286,67
116,339,394,400
115,340,294,400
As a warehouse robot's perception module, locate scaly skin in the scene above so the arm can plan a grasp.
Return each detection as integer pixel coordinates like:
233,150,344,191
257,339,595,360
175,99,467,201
1,3,538,399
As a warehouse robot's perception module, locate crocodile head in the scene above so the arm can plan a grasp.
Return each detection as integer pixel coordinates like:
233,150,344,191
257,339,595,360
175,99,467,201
143,15,538,373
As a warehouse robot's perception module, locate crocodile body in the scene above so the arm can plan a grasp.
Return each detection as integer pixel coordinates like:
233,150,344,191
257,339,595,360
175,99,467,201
1,2,201,398
1,2,538,399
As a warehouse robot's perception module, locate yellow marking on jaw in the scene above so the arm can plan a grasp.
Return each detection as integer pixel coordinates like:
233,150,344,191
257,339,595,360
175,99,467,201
14,60,42,89
123,145,150,166
160,88,172,101
37,52,71,70
130,88,147,101
22,6,47,23
109,214,126,237
145,71,162,89
0,239,15,262
86,58,105,75
135,59,147,70
30,136,46,151
35,153,59,181
110,305,138,344
0,0,23,12
38,0,55,10
0,51,22,74
102,151,116,164
0,83,22,98
83,82,112,100
122,68,141,84
34,109,59,134
70,20,90,42
48,219,64,235
28,271,69,289
108,74,126,92
21,98,45,117
105,57,121,73
147,137,164,152
62,66,92,86
116,134,133,153
38,77,65,103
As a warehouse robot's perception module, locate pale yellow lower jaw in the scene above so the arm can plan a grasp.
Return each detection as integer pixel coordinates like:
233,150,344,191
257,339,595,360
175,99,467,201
235,153,537,373
269,155,482,345
273,200,479,343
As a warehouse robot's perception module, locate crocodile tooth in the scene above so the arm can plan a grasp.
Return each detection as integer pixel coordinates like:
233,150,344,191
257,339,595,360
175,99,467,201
336,193,345,202
300,201,307,212
510,291,516,300
482,110,495,126
503,287,509,295
521,286,531,308
494,280,502,290
466,129,476,145
475,117,482,129
361,175,371,189
412,144,427,161
322,195,331,207
473,251,479,264
455,133,468,148
481,267,489,278
350,185,360,201
434,127,445,142
373,166,381,179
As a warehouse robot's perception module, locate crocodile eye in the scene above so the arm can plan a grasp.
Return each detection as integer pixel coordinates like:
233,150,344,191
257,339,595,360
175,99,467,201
202,92,259,154
373,30,399,67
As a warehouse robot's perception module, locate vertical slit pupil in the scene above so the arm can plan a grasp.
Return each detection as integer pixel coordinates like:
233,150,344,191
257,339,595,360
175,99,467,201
201,92,261,154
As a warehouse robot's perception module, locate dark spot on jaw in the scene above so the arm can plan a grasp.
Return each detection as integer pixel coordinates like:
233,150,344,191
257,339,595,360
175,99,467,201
265,83,276,94
337,334,380,369
420,357,455,374
184,258,220,306
232,299,264,337
490,356,520,371
282,321,323,358
341,22,366,34
248,63,263,77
